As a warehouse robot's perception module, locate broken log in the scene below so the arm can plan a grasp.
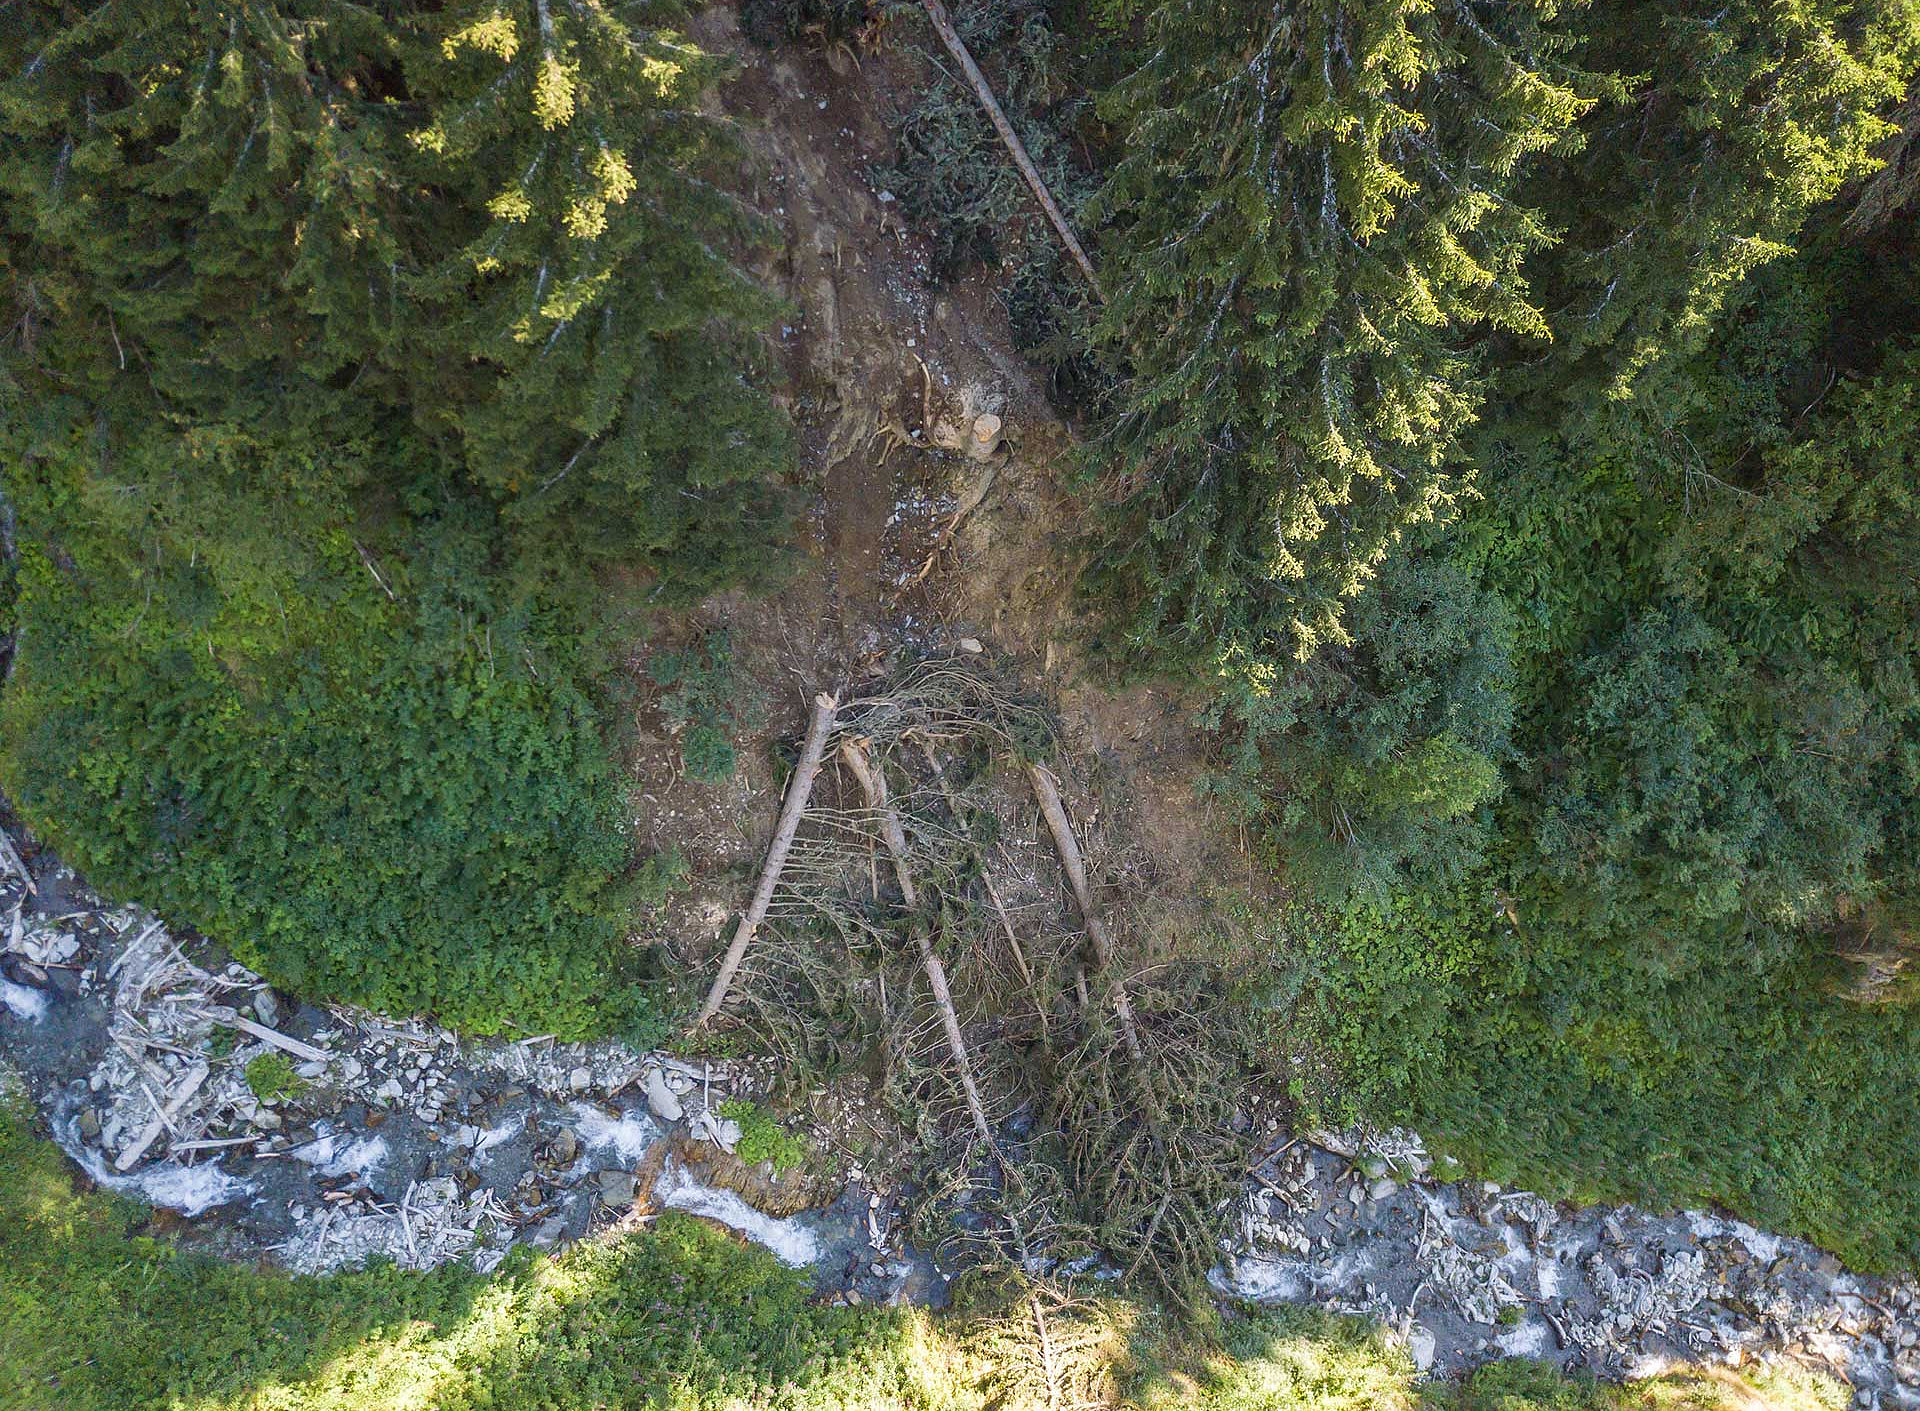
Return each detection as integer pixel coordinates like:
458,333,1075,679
114,1061,209,1170
695,692,840,1027
839,739,999,1152
0,827,34,895
215,1012,332,1064
918,0,1104,300
1025,761,1145,1060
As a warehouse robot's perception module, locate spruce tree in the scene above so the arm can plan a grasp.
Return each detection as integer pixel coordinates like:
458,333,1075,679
1083,0,1593,665
1525,0,1917,397
0,0,790,605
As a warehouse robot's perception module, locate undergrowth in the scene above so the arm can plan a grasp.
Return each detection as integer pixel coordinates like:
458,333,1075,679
1276,876,1920,1271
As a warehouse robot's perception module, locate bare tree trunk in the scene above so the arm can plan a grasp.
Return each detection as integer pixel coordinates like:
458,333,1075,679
1025,761,1145,1060
694,692,839,1028
840,739,999,1151
918,0,1105,300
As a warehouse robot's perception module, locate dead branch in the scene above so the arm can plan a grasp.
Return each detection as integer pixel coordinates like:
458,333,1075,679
695,692,839,1027
916,739,1039,997
917,0,1104,300
839,738,999,1154
0,826,35,895
114,1061,209,1170
1025,762,1144,1061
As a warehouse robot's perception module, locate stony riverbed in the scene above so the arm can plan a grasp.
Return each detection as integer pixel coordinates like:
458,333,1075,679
1,839,1914,1407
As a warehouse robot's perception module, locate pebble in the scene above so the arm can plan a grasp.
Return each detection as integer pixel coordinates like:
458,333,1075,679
568,1066,592,1093
595,1170,638,1208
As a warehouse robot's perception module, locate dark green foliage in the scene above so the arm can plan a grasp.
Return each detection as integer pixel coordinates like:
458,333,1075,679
1200,555,1516,904
0,505,648,1038
1289,876,1920,1271
650,629,754,785
1082,0,1594,663
1274,225,1920,1267
0,0,794,606
1519,0,1917,398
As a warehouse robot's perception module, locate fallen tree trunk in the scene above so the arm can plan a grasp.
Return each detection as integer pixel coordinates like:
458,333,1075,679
918,0,1104,300
694,692,839,1028
839,738,999,1152
1025,761,1145,1061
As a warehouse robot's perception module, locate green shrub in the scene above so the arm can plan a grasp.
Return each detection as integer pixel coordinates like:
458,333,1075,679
717,1098,811,1173
0,528,645,1040
1287,875,1920,1270
244,1054,307,1104
650,630,755,785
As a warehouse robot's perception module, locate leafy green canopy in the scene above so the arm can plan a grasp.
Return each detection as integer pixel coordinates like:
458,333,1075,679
1,432,655,1038
1083,0,1595,663
0,0,795,1034
1518,0,1918,399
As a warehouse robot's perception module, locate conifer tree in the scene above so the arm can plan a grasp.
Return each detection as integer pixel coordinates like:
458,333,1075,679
0,0,790,605
1527,0,1917,396
1083,0,1592,665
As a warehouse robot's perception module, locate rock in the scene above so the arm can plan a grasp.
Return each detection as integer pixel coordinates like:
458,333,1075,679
375,1078,404,1102
568,1066,592,1093
1367,1178,1399,1202
527,1216,566,1251
255,1109,282,1131
1360,1157,1391,1181
254,990,279,1025
595,1170,637,1208
1407,1324,1438,1372
549,1128,581,1164
642,1068,685,1123
76,1107,101,1141
296,1061,327,1080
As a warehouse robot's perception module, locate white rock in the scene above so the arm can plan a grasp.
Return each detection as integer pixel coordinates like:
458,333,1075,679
568,1066,592,1093
643,1068,685,1122
1407,1324,1437,1371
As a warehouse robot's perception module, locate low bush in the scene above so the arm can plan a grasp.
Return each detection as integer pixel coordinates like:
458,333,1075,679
0,526,652,1040
1284,876,1920,1271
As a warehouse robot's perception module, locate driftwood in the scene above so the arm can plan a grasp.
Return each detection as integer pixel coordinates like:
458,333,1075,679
1025,762,1144,1061
918,0,1104,299
115,1061,209,1170
839,738,999,1152
0,827,34,895
198,1010,331,1064
915,739,1038,996
695,692,839,1027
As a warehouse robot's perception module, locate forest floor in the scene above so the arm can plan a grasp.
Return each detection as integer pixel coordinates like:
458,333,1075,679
2,7,1918,1409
